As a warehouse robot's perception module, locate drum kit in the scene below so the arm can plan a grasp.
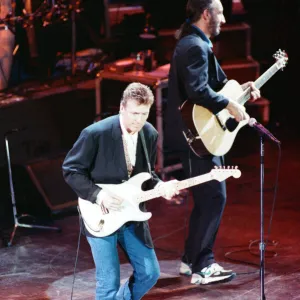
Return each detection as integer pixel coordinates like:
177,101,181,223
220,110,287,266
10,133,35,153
0,0,82,33
0,0,84,89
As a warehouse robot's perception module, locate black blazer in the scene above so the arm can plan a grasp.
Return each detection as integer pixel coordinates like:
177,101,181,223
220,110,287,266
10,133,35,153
62,115,161,248
165,25,229,153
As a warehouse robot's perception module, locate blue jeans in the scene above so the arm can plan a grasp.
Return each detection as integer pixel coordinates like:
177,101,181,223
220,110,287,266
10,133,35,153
86,224,160,300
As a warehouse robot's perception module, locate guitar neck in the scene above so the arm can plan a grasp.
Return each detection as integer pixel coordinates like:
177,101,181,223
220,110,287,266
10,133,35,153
137,173,213,203
239,62,281,105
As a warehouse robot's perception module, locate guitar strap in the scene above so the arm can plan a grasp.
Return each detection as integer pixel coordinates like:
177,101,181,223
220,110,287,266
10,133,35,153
140,129,154,180
122,135,134,178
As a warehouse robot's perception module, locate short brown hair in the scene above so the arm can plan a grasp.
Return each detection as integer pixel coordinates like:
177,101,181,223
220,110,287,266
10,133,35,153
121,82,154,107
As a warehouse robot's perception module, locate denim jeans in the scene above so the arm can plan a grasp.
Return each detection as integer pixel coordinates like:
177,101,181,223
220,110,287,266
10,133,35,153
86,224,160,300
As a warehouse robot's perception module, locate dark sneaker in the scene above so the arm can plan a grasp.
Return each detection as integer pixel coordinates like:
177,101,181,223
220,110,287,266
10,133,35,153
179,261,192,276
191,263,236,285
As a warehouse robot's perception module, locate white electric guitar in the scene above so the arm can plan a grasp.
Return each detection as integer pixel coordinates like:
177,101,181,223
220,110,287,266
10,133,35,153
78,166,241,237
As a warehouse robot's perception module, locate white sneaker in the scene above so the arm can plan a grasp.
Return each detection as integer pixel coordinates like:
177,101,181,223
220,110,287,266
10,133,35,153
179,262,192,276
191,263,236,285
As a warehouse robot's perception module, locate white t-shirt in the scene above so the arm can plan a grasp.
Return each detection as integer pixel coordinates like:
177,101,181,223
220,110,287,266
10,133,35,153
120,115,138,167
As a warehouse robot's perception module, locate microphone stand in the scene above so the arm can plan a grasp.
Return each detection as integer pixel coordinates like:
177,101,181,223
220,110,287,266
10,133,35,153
4,132,61,247
259,134,266,300
248,117,281,300
71,0,76,76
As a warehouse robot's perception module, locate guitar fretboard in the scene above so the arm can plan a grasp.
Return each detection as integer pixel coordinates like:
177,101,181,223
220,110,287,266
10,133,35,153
238,62,282,106
136,173,214,203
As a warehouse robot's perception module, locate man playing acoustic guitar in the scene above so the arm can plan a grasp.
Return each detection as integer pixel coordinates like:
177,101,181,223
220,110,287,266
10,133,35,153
165,0,260,285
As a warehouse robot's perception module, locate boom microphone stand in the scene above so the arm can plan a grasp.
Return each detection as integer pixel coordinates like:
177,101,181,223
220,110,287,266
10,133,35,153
248,118,281,300
259,134,266,300
70,0,77,76
4,129,60,247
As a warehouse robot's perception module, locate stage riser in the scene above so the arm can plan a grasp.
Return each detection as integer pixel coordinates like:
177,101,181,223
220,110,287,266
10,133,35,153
222,59,260,83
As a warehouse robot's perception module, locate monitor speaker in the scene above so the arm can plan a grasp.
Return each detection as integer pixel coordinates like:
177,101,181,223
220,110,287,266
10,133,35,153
25,155,78,211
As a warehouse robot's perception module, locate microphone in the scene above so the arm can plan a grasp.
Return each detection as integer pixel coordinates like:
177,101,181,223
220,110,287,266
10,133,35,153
248,118,281,145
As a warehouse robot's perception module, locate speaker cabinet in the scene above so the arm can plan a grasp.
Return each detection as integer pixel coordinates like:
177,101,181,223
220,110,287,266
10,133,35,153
25,155,78,211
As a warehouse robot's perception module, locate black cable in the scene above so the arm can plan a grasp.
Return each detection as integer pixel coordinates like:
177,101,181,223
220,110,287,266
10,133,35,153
182,148,193,261
153,225,186,256
0,60,8,88
153,150,191,258
224,240,278,268
224,142,282,268
248,239,278,258
265,143,281,245
70,207,83,300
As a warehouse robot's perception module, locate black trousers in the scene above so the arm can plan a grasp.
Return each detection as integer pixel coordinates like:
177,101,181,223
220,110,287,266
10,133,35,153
180,150,226,273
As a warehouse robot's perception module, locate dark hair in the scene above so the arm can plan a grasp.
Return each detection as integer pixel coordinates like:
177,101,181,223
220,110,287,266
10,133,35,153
175,0,214,40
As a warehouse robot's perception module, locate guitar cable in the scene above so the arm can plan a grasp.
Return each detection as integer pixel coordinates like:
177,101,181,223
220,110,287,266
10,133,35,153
224,143,282,273
153,149,192,260
70,206,83,300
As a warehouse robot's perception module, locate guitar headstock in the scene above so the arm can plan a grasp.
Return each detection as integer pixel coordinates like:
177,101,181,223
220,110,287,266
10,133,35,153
273,49,288,70
210,166,241,182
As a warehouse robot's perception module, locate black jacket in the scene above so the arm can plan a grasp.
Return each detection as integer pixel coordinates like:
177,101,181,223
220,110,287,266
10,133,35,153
62,115,161,247
165,25,229,153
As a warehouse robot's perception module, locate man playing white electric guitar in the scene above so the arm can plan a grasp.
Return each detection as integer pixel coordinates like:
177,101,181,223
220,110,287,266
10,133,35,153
62,82,179,300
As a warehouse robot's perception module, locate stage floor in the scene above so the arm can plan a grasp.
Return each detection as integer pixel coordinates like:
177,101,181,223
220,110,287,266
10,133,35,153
1,124,300,300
